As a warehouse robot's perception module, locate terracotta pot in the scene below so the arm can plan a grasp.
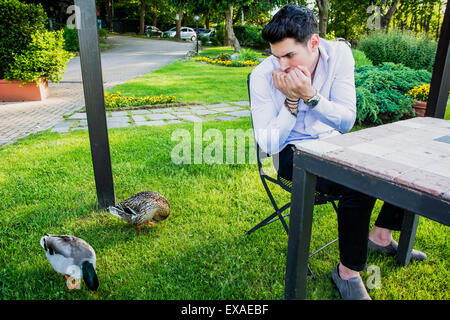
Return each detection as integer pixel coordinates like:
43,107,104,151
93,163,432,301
412,100,427,117
0,78,49,102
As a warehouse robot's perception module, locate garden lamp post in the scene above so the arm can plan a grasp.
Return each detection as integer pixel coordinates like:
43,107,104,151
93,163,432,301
194,14,199,54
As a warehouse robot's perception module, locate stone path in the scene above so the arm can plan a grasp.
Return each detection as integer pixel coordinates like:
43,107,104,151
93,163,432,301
51,102,251,133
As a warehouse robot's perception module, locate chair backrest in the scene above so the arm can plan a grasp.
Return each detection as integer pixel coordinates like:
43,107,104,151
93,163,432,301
247,73,283,185
247,74,270,172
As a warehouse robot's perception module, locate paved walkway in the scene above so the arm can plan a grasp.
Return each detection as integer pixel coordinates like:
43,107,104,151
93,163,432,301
51,102,250,133
0,35,194,147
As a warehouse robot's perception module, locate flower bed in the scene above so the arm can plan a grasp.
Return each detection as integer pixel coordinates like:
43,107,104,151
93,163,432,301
192,56,259,67
105,91,176,109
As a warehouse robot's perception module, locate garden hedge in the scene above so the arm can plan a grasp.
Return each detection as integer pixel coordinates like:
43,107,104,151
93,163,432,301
0,0,47,79
359,29,437,73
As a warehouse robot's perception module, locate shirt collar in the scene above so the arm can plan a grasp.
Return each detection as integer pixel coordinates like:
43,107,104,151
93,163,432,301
312,41,330,90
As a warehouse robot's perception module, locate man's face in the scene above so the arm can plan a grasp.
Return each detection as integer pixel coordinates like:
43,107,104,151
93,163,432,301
270,35,319,73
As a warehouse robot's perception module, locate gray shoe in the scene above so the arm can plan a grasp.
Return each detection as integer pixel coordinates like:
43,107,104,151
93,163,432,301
331,263,371,300
368,239,427,261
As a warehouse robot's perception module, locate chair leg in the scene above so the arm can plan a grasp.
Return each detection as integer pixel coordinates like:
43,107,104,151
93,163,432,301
246,211,279,235
307,266,316,280
246,202,290,235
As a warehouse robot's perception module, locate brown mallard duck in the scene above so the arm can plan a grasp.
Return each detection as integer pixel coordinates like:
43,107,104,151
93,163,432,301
39,234,99,291
107,191,170,231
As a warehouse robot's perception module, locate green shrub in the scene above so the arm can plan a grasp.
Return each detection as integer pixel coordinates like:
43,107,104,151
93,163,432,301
0,0,47,79
63,26,79,52
233,48,260,62
215,24,268,49
355,63,431,125
216,24,225,45
98,28,109,41
359,29,437,72
216,53,231,61
63,27,109,52
5,30,74,85
200,35,210,46
233,25,268,49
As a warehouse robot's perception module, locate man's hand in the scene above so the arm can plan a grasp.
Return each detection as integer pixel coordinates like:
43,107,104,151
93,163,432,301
272,65,316,101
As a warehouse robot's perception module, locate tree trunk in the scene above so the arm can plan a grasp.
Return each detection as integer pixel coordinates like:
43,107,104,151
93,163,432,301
106,0,113,32
225,6,240,51
153,13,158,27
316,0,329,37
139,0,146,35
205,15,210,30
176,9,183,40
380,0,400,31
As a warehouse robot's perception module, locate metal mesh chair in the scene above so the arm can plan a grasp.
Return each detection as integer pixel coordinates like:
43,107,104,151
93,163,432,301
246,73,339,279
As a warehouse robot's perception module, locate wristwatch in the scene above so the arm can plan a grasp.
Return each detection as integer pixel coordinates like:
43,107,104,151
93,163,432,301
304,91,320,108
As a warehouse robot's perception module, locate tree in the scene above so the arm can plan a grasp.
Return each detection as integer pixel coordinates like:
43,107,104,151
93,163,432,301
316,0,329,37
168,0,191,40
379,0,401,30
139,0,146,34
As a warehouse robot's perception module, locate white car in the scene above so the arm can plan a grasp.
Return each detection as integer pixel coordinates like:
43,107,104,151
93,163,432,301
163,27,197,41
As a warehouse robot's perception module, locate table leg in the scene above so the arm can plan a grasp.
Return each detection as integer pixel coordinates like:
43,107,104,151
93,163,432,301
284,165,316,300
396,211,419,266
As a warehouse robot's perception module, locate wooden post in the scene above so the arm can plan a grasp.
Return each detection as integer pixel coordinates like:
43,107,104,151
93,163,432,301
285,162,317,300
396,212,420,266
426,4,450,119
75,0,115,210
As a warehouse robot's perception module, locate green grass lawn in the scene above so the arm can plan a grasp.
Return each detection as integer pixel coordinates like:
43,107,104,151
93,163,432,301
108,47,259,105
0,118,448,300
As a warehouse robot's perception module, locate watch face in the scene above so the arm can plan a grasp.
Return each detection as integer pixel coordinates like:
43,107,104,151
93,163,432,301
307,96,320,107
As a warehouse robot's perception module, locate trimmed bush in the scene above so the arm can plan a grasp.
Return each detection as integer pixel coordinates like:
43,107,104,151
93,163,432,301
63,27,109,52
63,26,79,52
5,30,74,85
233,25,267,49
0,0,47,79
359,29,437,72
215,24,268,49
355,63,431,125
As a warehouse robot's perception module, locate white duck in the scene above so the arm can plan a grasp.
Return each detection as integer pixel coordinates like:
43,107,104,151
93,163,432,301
108,191,170,232
40,234,99,291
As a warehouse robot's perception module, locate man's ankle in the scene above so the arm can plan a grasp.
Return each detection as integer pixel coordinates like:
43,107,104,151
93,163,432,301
338,262,360,280
369,226,393,247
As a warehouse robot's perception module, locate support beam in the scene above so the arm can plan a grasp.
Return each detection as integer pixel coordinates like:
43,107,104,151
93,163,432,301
426,4,450,118
75,0,115,210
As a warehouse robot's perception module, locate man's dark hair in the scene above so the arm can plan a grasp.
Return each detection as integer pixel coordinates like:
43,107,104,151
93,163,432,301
262,4,318,45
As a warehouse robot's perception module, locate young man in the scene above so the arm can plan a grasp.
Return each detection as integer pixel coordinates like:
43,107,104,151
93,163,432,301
250,4,426,300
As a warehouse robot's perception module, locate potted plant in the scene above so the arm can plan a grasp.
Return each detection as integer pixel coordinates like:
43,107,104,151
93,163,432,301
406,84,430,117
0,29,74,102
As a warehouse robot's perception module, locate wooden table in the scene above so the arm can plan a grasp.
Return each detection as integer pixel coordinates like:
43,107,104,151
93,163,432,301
284,117,450,300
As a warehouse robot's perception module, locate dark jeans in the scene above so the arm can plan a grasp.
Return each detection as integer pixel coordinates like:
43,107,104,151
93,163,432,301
277,144,405,271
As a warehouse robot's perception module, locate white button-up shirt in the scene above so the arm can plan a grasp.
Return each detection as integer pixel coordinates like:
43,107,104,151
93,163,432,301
250,38,356,155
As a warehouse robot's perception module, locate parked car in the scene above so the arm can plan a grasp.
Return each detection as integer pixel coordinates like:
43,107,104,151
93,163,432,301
145,25,163,38
163,26,197,41
198,28,215,39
